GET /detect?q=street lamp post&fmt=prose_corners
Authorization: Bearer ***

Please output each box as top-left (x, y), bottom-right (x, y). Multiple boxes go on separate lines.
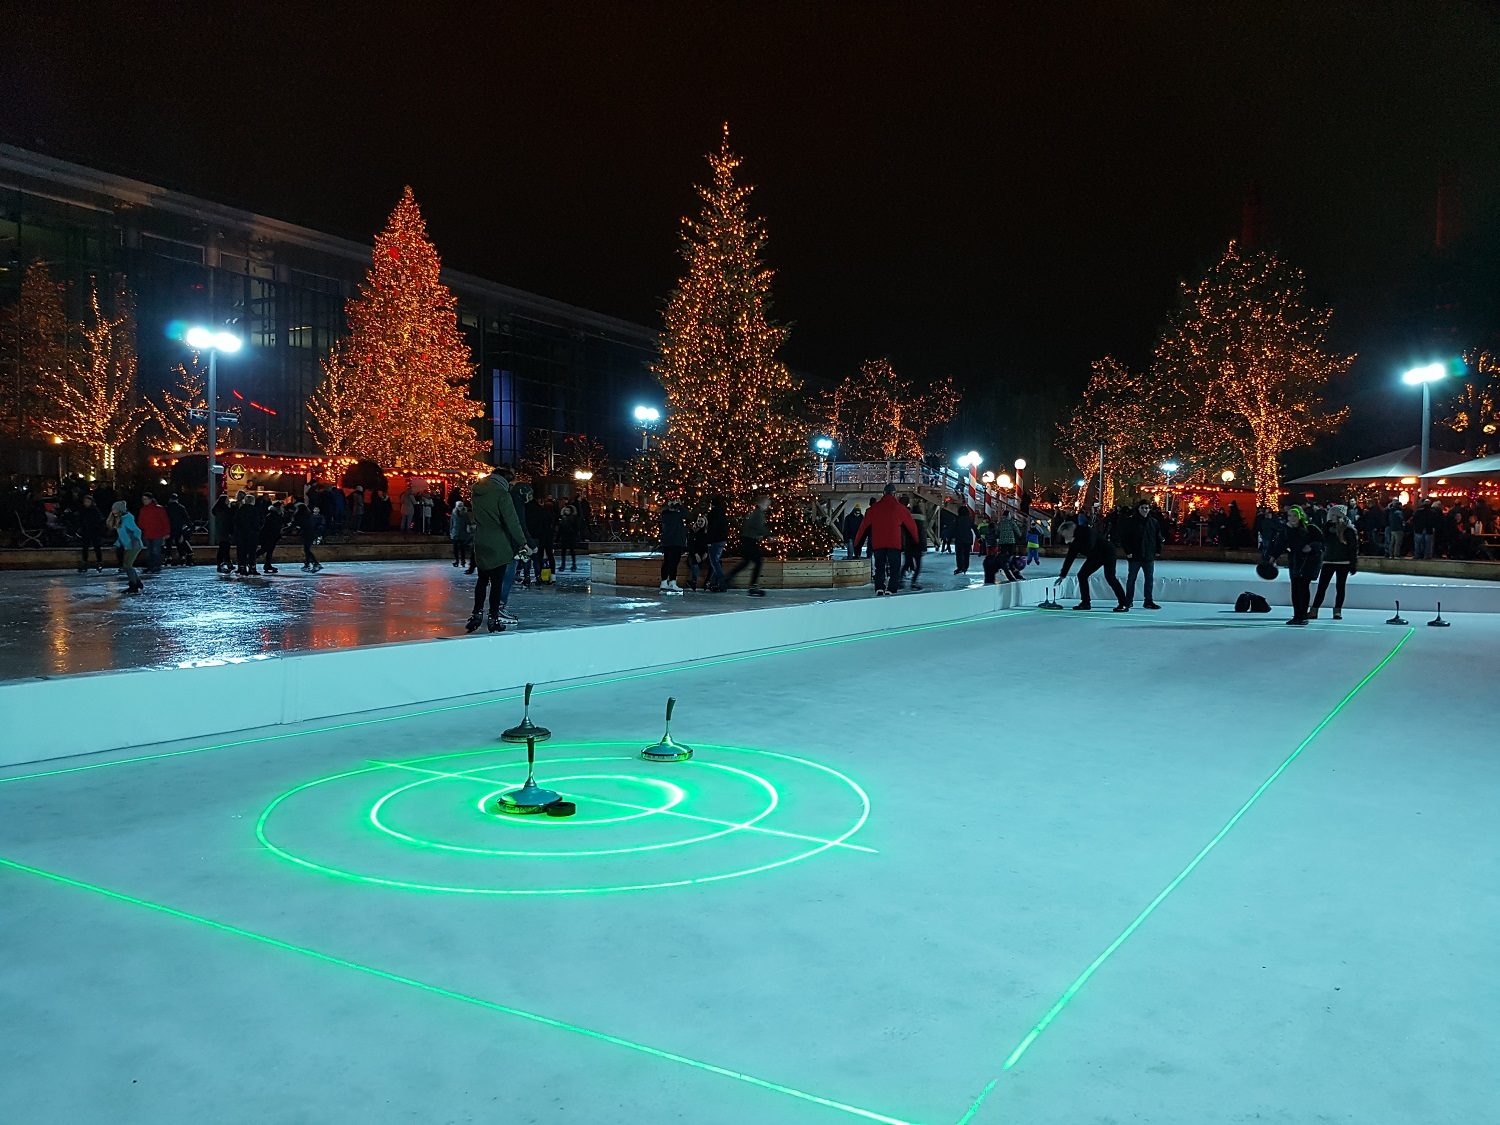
top-left (1013, 457), bottom-right (1026, 502)
top-left (1401, 362), bottom-right (1449, 499)
top-left (633, 405), bottom-right (661, 452)
top-left (185, 326), bottom-right (243, 544)
top-left (814, 436), bottom-right (835, 485)
top-left (1160, 460), bottom-right (1180, 516)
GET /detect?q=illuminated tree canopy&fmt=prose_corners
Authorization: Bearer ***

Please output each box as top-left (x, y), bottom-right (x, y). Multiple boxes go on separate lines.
top-left (818, 358), bottom-right (958, 460)
top-left (1443, 348), bottom-right (1498, 458)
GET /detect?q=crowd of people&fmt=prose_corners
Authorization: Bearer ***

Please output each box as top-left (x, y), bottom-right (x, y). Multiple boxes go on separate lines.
top-left (1252, 496), bottom-right (1497, 563)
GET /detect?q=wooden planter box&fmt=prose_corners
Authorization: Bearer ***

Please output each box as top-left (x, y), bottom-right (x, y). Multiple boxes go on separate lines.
top-left (590, 552), bottom-right (869, 589)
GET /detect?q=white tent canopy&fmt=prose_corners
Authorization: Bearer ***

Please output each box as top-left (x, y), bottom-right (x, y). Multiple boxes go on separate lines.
top-left (1284, 445), bottom-right (1464, 485)
top-left (1420, 453), bottom-right (1500, 480)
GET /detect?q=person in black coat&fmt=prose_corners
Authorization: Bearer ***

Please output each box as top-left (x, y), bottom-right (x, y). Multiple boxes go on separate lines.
top-left (1059, 521), bottom-right (1128, 611)
top-left (1119, 499), bottom-right (1164, 609)
top-left (842, 506), bottom-right (864, 559)
top-left (76, 493), bottom-right (107, 572)
top-left (232, 491), bottom-right (262, 576)
top-left (1280, 505), bottom-right (1325, 625)
top-left (952, 505), bottom-right (975, 574)
top-left (705, 495), bottom-right (730, 592)
top-left (258, 498), bottom-right (284, 573)
top-left (165, 493), bottom-right (193, 564)
top-left (657, 498), bottom-right (688, 593)
top-left (211, 494), bottom-right (234, 572)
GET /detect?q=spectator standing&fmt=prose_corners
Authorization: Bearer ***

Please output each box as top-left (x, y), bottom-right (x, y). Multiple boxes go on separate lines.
top-left (1309, 504), bottom-right (1358, 619)
top-left (165, 493), bottom-right (192, 565)
top-left (687, 514), bottom-right (711, 591)
top-left (1120, 499), bottom-right (1164, 610)
top-left (1386, 500), bottom-right (1406, 558)
top-left (842, 505), bottom-right (864, 559)
top-left (450, 499), bottom-right (473, 568)
top-left (557, 501), bottom-right (581, 571)
top-left (258, 498), bottom-right (284, 573)
top-left (1281, 505), bottom-right (1325, 625)
top-left (952, 504), bottom-right (975, 574)
top-left (657, 497), bottom-right (688, 594)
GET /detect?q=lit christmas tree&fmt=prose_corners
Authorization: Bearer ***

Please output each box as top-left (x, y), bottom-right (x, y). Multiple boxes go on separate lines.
top-left (818, 358), bottom-right (958, 459)
top-left (1443, 348), bottom-right (1498, 458)
top-left (0, 261), bottom-right (71, 440)
top-left (1153, 242), bottom-right (1351, 508)
top-left (147, 353), bottom-right (209, 453)
top-left (39, 277), bottom-right (148, 475)
top-left (653, 125), bottom-right (831, 554)
top-left (309, 186), bottom-right (483, 471)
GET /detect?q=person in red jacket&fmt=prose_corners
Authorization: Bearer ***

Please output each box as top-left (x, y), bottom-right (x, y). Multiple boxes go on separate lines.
top-left (854, 484), bottom-right (920, 596)
top-left (136, 492), bottom-right (172, 574)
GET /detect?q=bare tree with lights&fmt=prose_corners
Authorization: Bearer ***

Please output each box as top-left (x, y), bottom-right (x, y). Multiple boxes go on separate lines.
top-left (1153, 242), bottom-right (1351, 508)
top-left (38, 277), bottom-right (148, 474)
top-left (0, 261), bottom-right (71, 441)
top-left (146, 354), bottom-right (209, 454)
top-left (818, 358), bottom-right (959, 460)
top-left (1442, 348), bottom-right (1498, 458)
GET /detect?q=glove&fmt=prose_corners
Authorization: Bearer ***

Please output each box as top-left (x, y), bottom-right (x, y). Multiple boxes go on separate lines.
top-left (516, 545), bottom-right (532, 561)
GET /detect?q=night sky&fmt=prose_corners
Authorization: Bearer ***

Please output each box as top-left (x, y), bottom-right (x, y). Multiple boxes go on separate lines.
top-left (6, 1), bottom-right (1499, 469)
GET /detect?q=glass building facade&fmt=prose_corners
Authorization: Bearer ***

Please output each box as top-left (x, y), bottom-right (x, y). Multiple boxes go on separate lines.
top-left (0, 144), bottom-right (659, 466)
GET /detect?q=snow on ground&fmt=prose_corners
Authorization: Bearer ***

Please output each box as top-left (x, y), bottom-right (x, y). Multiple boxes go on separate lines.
top-left (3, 600), bottom-right (1496, 1124)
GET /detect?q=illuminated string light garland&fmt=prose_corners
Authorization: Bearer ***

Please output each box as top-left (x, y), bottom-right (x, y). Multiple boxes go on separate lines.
top-left (0, 261), bottom-right (70, 441)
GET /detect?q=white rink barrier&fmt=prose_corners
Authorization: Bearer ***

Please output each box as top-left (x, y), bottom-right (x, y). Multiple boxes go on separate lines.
top-left (1, 579), bottom-right (1038, 768)
top-left (1052, 570), bottom-right (1500, 615)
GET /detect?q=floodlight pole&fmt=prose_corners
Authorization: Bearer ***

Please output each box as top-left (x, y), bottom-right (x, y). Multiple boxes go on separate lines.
top-left (207, 347), bottom-right (219, 544)
top-left (1419, 380), bottom-right (1432, 500)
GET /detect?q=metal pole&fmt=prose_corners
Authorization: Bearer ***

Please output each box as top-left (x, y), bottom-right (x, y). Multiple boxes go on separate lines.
top-left (207, 348), bottom-right (218, 545)
top-left (1097, 442), bottom-right (1105, 517)
top-left (1419, 381), bottom-right (1431, 500)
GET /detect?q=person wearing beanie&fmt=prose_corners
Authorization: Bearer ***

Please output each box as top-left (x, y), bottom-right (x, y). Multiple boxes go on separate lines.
top-left (1280, 504), bottom-right (1325, 625)
top-left (111, 500), bottom-right (145, 594)
top-left (1310, 503), bottom-right (1358, 620)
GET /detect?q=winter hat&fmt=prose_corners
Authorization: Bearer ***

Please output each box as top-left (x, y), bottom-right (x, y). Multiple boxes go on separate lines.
top-left (883, 483), bottom-right (896, 494)
top-left (1327, 504), bottom-right (1347, 520)
top-left (110, 500), bottom-right (128, 515)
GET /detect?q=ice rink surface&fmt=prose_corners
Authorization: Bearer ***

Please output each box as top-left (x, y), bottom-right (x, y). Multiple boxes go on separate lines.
top-left (3, 601), bottom-right (1497, 1124)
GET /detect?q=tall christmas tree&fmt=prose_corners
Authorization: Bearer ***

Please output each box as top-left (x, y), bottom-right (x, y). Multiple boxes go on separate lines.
top-left (0, 261), bottom-right (71, 440)
top-left (39, 277), bottom-right (147, 474)
top-left (309, 187), bottom-right (483, 470)
top-left (1153, 242), bottom-right (1351, 508)
top-left (654, 125), bottom-right (827, 553)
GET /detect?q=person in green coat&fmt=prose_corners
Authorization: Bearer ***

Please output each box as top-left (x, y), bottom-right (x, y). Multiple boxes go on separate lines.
top-left (467, 465), bottom-right (529, 634)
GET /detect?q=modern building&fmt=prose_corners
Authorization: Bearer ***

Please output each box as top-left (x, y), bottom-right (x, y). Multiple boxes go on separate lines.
top-left (0, 144), bottom-right (659, 469)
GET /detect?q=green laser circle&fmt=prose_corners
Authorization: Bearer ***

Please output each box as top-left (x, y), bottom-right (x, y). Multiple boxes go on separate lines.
top-left (256, 742), bottom-right (871, 896)
top-left (472, 773), bottom-right (686, 827)
top-left (367, 757), bottom-right (776, 857)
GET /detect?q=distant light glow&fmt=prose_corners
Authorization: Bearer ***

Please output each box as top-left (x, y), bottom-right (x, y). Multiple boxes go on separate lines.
top-left (1013, 458), bottom-right (1026, 470)
top-left (1220, 470), bottom-right (1235, 483)
top-left (1160, 460), bottom-right (1180, 474)
top-left (633, 405), bottom-right (661, 423)
top-left (957, 450), bottom-right (982, 469)
top-left (814, 436), bottom-right (834, 454)
top-left (185, 326), bottom-right (242, 352)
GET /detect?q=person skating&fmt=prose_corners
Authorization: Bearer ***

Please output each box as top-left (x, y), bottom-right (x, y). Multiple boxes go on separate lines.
top-left (558, 501), bottom-right (581, 571)
top-left (705, 495), bottom-right (730, 592)
top-left (77, 494), bottom-right (107, 573)
top-left (686, 513), bottom-right (711, 591)
top-left (1309, 504), bottom-right (1358, 619)
top-left (952, 504), bottom-right (975, 574)
top-left (657, 497), bottom-right (688, 594)
top-left (1120, 499), bottom-right (1164, 609)
top-left (902, 495), bottom-right (927, 590)
top-left (258, 498), bottom-right (284, 573)
top-left (982, 509), bottom-right (1023, 583)
top-left (853, 484), bottom-right (920, 596)
top-left (467, 464), bottom-right (529, 632)
top-left (450, 499), bottom-right (473, 569)
top-left (165, 493), bottom-right (193, 565)
top-left (232, 490), bottom-right (261, 576)
top-left (842, 505), bottom-right (864, 560)
top-left (210, 494), bottom-right (233, 572)
top-left (292, 501), bottom-right (322, 572)
top-left (111, 500), bottom-right (145, 594)
top-left (1280, 505), bottom-right (1324, 625)
top-left (724, 492), bottom-right (773, 596)
top-left (137, 492), bottom-right (171, 574)
top-left (1058, 520), bottom-right (1127, 611)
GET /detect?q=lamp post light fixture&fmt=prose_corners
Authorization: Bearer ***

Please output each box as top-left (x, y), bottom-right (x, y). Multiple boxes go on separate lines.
top-left (996, 472), bottom-right (1013, 491)
top-left (633, 405), bottom-right (661, 452)
top-left (184, 326), bottom-right (244, 544)
top-left (1160, 460), bottom-right (1180, 516)
top-left (957, 450), bottom-right (983, 471)
top-left (813, 436), bottom-right (835, 485)
top-left (1012, 457), bottom-right (1026, 499)
top-left (981, 470), bottom-right (996, 484)
top-left (1401, 361), bottom-right (1452, 498)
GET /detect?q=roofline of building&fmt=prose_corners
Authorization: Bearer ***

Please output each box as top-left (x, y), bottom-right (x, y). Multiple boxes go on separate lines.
top-left (0, 143), bottom-right (658, 346)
